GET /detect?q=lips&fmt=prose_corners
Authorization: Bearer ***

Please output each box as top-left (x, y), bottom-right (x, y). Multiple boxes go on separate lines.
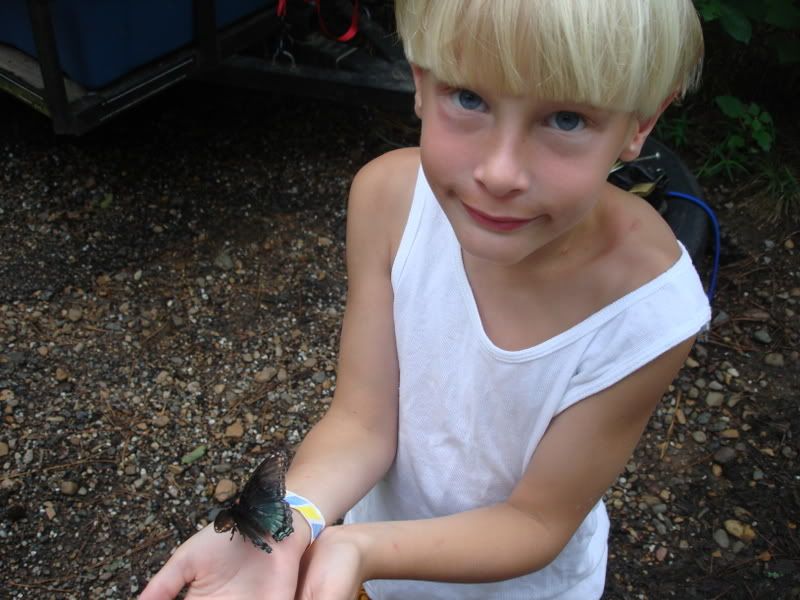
top-left (462, 203), bottom-right (535, 232)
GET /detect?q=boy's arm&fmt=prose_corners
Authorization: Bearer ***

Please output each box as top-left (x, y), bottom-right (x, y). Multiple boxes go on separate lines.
top-left (284, 149), bottom-right (418, 542)
top-left (325, 336), bottom-right (695, 583)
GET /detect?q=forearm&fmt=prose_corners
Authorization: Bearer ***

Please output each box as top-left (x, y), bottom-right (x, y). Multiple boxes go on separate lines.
top-left (344, 503), bottom-right (568, 584)
top-left (285, 405), bottom-right (397, 530)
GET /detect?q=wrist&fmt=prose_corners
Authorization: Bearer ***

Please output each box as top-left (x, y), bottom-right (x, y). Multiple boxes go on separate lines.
top-left (325, 523), bottom-right (377, 581)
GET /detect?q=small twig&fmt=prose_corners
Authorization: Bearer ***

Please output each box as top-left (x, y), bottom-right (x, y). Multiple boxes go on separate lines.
top-left (660, 391), bottom-right (682, 460)
top-left (8, 581), bottom-right (74, 594)
top-left (5, 458), bottom-right (117, 479)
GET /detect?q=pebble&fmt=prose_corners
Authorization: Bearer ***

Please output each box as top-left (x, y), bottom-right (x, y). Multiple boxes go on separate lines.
top-left (224, 420), bottom-right (244, 438)
top-left (0, 441), bottom-right (8, 457)
top-left (214, 251), bottom-right (234, 271)
top-left (255, 367), bottom-right (277, 383)
top-left (214, 479), bottom-right (237, 502)
top-left (214, 383), bottom-right (226, 394)
top-left (705, 392), bottom-right (725, 407)
top-left (724, 519), bottom-right (756, 541)
top-left (713, 528), bottom-right (730, 549)
top-left (153, 414), bottom-right (170, 428)
top-left (714, 447), bottom-right (737, 464)
top-left (23, 449), bottom-right (34, 464)
top-left (67, 307), bottom-right (83, 322)
top-left (753, 329), bottom-right (772, 344)
top-left (55, 367), bottom-right (69, 381)
top-left (764, 353), bottom-right (785, 367)
top-left (720, 429), bottom-right (740, 439)
top-left (277, 368), bottom-right (288, 382)
top-left (692, 431), bottom-right (707, 443)
top-left (60, 480), bottom-right (79, 496)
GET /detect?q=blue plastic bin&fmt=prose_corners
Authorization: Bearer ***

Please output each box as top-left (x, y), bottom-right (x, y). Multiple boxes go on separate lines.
top-left (0, 0), bottom-right (272, 89)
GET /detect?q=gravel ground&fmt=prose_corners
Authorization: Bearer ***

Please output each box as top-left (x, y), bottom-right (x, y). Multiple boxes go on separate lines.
top-left (0, 83), bottom-right (798, 599)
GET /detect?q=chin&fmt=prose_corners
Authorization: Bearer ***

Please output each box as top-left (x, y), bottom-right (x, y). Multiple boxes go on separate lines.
top-left (455, 228), bottom-right (542, 267)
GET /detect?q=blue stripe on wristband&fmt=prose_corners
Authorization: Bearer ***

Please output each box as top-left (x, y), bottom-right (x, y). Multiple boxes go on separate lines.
top-left (285, 490), bottom-right (326, 543)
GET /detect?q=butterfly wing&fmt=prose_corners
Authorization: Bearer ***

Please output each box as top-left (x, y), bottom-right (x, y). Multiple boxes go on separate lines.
top-left (224, 504), bottom-right (275, 553)
top-left (239, 451), bottom-right (294, 542)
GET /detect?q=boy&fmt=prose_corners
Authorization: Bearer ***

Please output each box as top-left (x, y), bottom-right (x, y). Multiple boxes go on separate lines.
top-left (141, 1), bottom-right (709, 598)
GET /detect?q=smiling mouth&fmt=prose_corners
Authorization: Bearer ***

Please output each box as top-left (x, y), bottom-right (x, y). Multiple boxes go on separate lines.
top-left (462, 203), bottom-right (536, 232)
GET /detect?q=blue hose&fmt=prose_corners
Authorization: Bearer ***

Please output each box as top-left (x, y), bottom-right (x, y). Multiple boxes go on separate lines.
top-left (665, 190), bottom-right (720, 305)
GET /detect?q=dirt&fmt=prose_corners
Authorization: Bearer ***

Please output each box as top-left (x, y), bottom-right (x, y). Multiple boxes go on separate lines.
top-left (0, 83), bottom-right (798, 599)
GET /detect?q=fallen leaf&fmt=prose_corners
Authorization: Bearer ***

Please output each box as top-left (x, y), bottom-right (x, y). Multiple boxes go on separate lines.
top-left (181, 445), bottom-right (207, 464)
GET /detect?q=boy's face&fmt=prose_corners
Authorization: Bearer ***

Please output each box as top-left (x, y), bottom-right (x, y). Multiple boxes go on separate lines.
top-left (411, 66), bottom-right (665, 270)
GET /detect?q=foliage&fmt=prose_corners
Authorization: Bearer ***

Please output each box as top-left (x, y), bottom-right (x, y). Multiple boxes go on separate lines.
top-left (690, 96), bottom-right (776, 180)
top-left (694, 0), bottom-right (800, 63)
top-left (757, 163), bottom-right (800, 223)
top-left (654, 1), bottom-right (800, 223)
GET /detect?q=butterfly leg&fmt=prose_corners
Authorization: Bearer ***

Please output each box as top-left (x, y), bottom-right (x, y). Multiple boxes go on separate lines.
top-left (251, 536), bottom-right (274, 553)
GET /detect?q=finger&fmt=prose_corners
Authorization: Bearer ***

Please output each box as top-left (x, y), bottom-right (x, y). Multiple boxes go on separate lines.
top-left (139, 550), bottom-right (195, 600)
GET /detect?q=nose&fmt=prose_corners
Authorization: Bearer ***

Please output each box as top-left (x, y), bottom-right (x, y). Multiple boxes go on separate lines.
top-left (473, 131), bottom-right (530, 199)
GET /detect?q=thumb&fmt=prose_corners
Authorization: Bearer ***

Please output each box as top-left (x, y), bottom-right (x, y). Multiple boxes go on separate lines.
top-left (139, 549), bottom-right (195, 600)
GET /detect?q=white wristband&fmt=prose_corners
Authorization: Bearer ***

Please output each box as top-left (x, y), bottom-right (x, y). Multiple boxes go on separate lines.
top-left (284, 490), bottom-right (326, 544)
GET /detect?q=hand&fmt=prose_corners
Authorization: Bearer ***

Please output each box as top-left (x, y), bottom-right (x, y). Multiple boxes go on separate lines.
top-left (295, 526), bottom-right (367, 600)
top-left (140, 522), bottom-right (308, 600)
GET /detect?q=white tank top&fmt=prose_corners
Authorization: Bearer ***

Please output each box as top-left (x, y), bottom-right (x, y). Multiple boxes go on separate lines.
top-left (346, 166), bottom-right (711, 599)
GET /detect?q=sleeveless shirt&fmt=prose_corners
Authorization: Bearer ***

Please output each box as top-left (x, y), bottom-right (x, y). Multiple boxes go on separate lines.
top-left (346, 166), bottom-right (712, 599)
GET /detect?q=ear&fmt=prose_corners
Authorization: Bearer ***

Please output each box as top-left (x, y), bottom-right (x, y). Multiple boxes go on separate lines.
top-left (619, 92), bottom-right (678, 161)
top-left (410, 64), bottom-right (425, 119)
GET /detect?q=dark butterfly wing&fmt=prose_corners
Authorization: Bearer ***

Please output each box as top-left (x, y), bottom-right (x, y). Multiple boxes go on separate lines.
top-left (214, 449), bottom-right (294, 552)
top-left (225, 504), bottom-right (275, 553)
top-left (237, 450), bottom-right (294, 541)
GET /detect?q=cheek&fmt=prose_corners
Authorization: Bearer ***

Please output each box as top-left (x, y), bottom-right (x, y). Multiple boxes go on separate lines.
top-left (420, 127), bottom-right (471, 188)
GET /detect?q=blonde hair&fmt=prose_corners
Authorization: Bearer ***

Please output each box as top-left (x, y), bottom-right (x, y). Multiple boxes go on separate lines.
top-left (395, 0), bottom-right (704, 117)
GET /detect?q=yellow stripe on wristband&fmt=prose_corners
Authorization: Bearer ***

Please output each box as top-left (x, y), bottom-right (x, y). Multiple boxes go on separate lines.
top-left (285, 490), bottom-right (326, 543)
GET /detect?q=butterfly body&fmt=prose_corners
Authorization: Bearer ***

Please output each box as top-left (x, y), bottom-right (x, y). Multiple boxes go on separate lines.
top-left (213, 450), bottom-right (294, 553)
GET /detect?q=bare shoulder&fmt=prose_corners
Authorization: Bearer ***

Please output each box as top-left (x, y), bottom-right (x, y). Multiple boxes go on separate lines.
top-left (348, 147), bottom-right (420, 262)
top-left (603, 186), bottom-right (684, 289)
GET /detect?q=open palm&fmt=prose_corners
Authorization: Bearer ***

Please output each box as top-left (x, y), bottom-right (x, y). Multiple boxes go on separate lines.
top-left (139, 524), bottom-right (303, 600)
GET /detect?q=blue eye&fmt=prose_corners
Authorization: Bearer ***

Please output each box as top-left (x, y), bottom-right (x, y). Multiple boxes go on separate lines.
top-left (454, 89), bottom-right (486, 111)
top-left (549, 111), bottom-right (585, 131)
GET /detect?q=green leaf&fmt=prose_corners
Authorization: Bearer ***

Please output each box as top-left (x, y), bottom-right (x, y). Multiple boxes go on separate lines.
top-left (697, 0), bottom-right (723, 21)
top-left (753, 130), bottom-right (773, 152)
top-left (748, 102), bottom-right (761, 116)
top-left (727, 0), bottom-right (766, 20)
top-left (765, 0), bottom-right (800, 29)
top-left (728, 134), bottom-right (746, 150)
top-left (760, 111), bottom-right (774, 125)
top-left (99, 193), bottom-right (114, 209)
top-left (181, 444), bottom-right (207, 464)
top-left (716, 95), bottom-right (747, 118)
top-left (720, 5), bottom-right (753, 43)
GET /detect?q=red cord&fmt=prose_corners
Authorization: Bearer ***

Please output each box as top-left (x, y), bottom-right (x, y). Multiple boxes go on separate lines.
top-left (276, 0), bottom-right (360, 42)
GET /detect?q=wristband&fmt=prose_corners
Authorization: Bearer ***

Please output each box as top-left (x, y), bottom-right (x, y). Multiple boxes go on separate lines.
top-left (284, 490), bottom-right (326, 544)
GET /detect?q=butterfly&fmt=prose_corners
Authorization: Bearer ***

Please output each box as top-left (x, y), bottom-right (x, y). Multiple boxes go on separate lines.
top-left (213, 449), bottom-right (294, 553)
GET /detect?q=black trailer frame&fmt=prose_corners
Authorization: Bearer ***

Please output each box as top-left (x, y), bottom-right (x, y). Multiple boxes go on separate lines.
top-left (0, 0), bottom-right (413, 135)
